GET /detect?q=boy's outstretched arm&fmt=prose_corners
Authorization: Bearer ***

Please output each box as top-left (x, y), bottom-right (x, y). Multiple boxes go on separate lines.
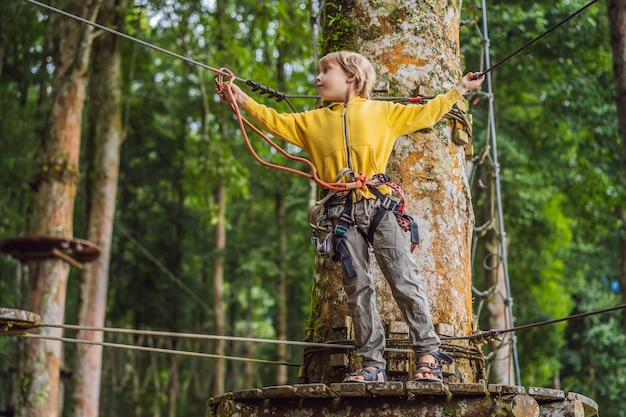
top-left (455, 72), bottom-right (484, 96)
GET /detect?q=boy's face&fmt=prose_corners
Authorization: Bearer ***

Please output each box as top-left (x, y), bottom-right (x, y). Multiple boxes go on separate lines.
top-left (316, 61), bottom-right (356, 102)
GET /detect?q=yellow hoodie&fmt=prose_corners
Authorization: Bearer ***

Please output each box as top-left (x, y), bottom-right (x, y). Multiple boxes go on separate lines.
top-left (242, 88), bottom-right (462, 199)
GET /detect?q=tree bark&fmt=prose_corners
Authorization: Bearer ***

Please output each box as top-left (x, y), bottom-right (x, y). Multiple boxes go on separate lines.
top-left (18, 1), bottom-right (101, 417)
top-left (606, 0), bottom-right (626, 334)
top-left (305, 0), bottom-right (480, 383)
top-left (71, 1), bottom-right (126, 417)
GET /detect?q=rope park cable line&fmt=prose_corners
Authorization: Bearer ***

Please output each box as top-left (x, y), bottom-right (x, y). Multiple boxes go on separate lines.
top-left (16, 0), bottom-right (607, 370)
top-left (4, 303), bottom-right (624, 367)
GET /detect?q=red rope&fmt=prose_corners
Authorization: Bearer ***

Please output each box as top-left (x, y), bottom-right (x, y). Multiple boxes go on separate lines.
top-left (216, 69), bottom-right (367, 192)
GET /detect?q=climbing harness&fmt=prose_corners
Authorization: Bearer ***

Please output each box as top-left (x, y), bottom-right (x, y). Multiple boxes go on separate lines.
top-left (366, 173), bottom-right (419, 245)
top-left (307, 169), bottom-right (420, 277)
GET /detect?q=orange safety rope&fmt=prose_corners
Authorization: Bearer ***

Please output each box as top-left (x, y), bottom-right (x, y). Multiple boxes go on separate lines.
top-left (215, 69), bottom-right (367, 192)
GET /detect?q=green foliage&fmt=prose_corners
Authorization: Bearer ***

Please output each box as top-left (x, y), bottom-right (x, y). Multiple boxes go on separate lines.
top-left (463, 0), bottom-right (624, 410)
top-left (320, 1), bottom-right (357, 53)
top-left (1, 0), bottom-right (625, 415)
top-left (561, 281), bottom-right (626, 416)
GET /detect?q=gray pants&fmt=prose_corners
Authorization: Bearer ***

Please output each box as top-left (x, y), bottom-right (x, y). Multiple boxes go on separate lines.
top-left (327, 198), bottom-right (440, 370)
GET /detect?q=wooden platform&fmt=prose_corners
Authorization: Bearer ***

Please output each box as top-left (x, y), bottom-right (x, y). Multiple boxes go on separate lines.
top-left (206, 382), bottom-right (598, 417)
top-left (0, 236), bottom-right (101, 268)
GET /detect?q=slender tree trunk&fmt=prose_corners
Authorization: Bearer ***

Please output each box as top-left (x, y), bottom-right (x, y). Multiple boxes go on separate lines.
top-left (131, 348), bottom-right (142, 417)
top-left (274, 193), bottom-right (289, 385)
top-left (244, 201), bottom-right (255, 388)
top-left (606, 0), bottom-right (626, 333)
top-left (18, 2), bottom-right (101, 417)
top-left (167, 352), bottom-right (180, 417)
top-left (485, 238), bottom-right (513, 384)
top-left (305, 0), bottom-right (480, 382)
top-left (473, 160), bottom-right (512, 383)
top-left (71, 2), bottom-right (126, 417)
top-left (211, 176), bottom-right (227, 395)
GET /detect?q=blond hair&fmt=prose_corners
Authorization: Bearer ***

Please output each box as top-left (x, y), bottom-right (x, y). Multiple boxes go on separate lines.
top-left (319, 51), bottom-right (377, 98)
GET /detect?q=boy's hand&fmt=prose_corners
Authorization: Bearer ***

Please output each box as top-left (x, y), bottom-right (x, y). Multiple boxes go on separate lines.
top-left (456, 72), bottom-right (484, 95)
top-left (217, 82), bottom-right (249, 105)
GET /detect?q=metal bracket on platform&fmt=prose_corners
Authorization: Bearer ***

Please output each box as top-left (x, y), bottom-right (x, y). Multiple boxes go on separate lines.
top-left (0, 308), bottom-right (41, 336)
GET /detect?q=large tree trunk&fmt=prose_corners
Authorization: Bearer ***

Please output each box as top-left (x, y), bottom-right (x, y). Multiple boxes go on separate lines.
top-left (71, 1), bottom-right (126, 416)
top-left (304, 0), bottom-right (480, 383)
top-left (606, 0), bottom-right (626, 333)
top-left (18, 2), bottom-right (101, 417)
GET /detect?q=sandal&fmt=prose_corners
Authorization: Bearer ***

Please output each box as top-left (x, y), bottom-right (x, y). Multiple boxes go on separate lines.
top-left (343, 366), bottom-right (387, 383)
top-left (414, 351), bottom-right (453, 383)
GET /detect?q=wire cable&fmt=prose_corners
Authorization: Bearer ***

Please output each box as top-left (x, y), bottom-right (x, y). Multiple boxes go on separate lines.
top-left (34, 322), bottom-right (412, 353)
top-left (27, 303), bottom-right (626, 346)
top-left (6, 302), bottom-right (623, 369)
top-left (24, 334), bottom-right (302, 367)
top-left (474, 0), bottom-right (599, 78)
top-left (455, 303), bottom-right (626, 343)
top-left (24, 0), bottom-right (242, 82)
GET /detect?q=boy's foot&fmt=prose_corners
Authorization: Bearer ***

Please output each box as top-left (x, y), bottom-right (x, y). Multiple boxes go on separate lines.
top-left (343, 366), bottom-right (387, 383)
top-left (414, 352), bottom-right (453, 383)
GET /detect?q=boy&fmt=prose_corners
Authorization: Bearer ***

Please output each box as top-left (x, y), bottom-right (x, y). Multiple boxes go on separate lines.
top-left (218, 51), bottom-right (484, 382)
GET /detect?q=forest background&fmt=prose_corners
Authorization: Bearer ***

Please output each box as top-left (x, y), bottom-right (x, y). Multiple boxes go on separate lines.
top-left (1, 0), bottom-right (625, 416)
